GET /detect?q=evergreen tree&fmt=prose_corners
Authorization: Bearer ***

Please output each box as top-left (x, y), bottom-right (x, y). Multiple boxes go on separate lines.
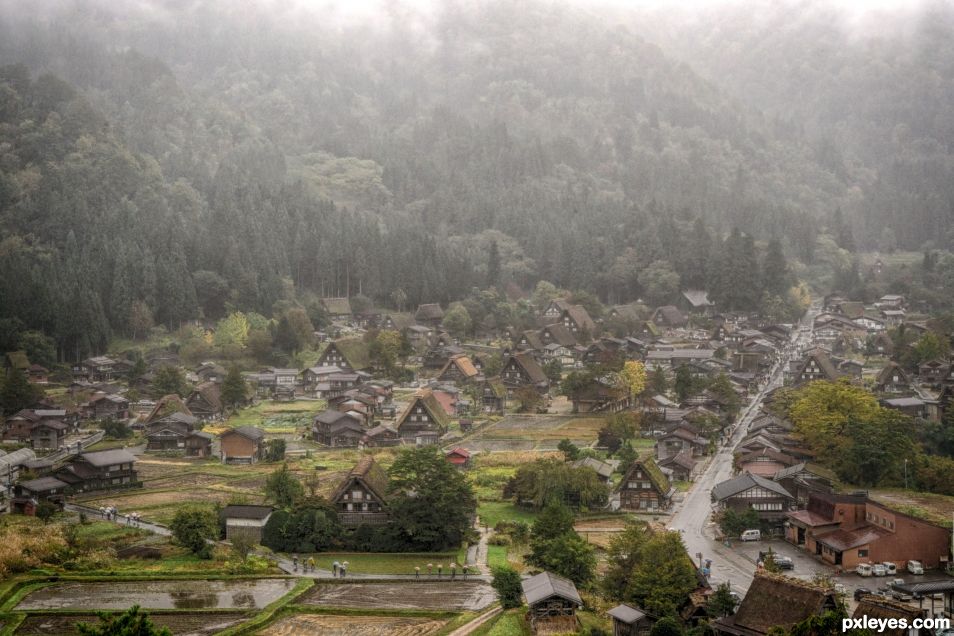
top-left (1, 367), bottom-right (42, 415)
top-left (220, 366), bottom-right (247, 410)
top-left (487, 239), bottom-right (501, 287)
top-left (76, 605), bottom-right (171, 636)
top-left (761, 238), bottom-right (789, 297)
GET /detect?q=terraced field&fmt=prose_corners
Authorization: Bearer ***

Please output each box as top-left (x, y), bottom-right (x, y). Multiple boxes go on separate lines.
top-left (301, 582), bottom-right (496, 611)
top-left (260, 614), bottom-right (447, 635)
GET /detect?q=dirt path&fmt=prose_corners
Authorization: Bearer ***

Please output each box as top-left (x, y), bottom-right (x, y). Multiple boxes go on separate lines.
top-left (466, 520), bottom-right (492, 576)
top-left (446, 607), bottom-right (503, 636)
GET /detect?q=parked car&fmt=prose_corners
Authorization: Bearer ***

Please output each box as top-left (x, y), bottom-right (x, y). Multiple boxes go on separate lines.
top-left (890, 589), bottom-right (913, 602)
top-left (872, 563), bottom-right (887, 576)
top-left (891, 578), bottom-right (905, 587)
top-left (854, 587), bottom-right (873, 600)
top-left (740, 529), bottom-right (761, 542)
top-left (773, 556), bottom-right (795, 570)
top-left (856, 563), bottom-right (873, 577)
top-left (907, 560), bottom-right (924, 575)
top-left (882, 562), bottom-right (897, 575)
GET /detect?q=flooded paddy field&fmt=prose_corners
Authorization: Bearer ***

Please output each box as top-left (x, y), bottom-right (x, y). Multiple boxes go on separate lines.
top-left (15, 612), bottom-right (248, 635)
top-left (16, 578), bottom-right (296, 611)
top-left (300, 581), bottom-right (496, 611)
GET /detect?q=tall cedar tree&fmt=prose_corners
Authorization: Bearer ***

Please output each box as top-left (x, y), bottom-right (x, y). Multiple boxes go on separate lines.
top-left (387, 447), bottom-right (477, 551)
top-left (220, 366), bottom-right (247, 409)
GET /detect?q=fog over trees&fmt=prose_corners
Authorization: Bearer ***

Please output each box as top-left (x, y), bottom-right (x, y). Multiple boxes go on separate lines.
top-left (1, 0), bottom-right (952, 360)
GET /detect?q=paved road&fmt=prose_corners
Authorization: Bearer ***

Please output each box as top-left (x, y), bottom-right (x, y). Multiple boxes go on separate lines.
top-left (669, 306), bottom-right (820, 595)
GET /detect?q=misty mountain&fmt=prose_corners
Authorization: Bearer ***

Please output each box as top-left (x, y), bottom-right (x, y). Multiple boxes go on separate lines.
top-left (0, 0), bottom-right (949, 358)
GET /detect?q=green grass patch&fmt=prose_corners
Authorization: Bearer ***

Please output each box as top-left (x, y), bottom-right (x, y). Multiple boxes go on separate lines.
top-left (477, 502), bottom-right (538, 528)
top-left (471, 609), bottom-right (531, 636)
top-left (486, 545), bottom-right (509, 570)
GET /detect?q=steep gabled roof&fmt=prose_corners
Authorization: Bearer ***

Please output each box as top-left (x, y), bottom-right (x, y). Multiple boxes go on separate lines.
top-left (145, 394), bottom-right (193, 424)
top-left (415, 303), bottom-right (444, 321)
top-left (331, 456), bottom-right (390, 504)
top-left (507, 351), bottom-right (549, 386)
top-left (187, 382), bottom-right (222, 412)
top-left (720, 572), bottom-right (837, 635)
top-left (797, 349), bottom-right (840, 381)
top-left (619, 456), bottom-right (671, 495)
top-left (874, 362), bottom-right (911, 388)
top-left (541, 323), bottom-right (578, 347)
top-left (652, 305), bottom-right (688, 327)
top-left (438, 354), bottom-right (479, 380)
top-left (518, 330), bottom-right (545, 351)
top-left (395, 388), bottom-right (451, 432)
top-left (682, 289), bottom-right (713, 308)
top-left (5, 351), bottom-right (30, 370)
top-left (328, 337), bottom-right (372, 370)
top-left (562, 304), bottom-right (596, 333)
top-left (321, 297), bottom-right (352, 316)
top-left (572, 456), bottom-right (614, 479)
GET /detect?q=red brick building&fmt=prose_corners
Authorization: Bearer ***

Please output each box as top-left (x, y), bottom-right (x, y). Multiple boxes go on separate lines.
top-left (786, 493), bottom-right (951, 570)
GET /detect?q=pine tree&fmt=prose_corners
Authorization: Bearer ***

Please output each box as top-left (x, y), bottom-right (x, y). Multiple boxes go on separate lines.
top-left (486, 239), bottom-right (501, 287)
top-left (1, 367), bottom-right (42, 415)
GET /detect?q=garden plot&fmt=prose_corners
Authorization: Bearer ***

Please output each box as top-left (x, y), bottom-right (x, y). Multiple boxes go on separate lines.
top-left (261, 614), bottom-right (447, 636)
top-left (301, 582), bottom-right (496, 611)
top-left (464, 415), bottom-right (606, 451)
top-left (15, 612), bottom-right (248, 635)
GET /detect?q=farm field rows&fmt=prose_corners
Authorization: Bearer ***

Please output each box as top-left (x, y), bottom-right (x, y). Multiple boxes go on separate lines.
top-left (14, 612), bottom-right (249, 635)
top-left (259, 614), bottom-right (448, 635)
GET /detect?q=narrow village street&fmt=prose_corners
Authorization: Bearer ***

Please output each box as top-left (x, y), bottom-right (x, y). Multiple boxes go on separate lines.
top-left (669, 305), bottom-right (820, 595)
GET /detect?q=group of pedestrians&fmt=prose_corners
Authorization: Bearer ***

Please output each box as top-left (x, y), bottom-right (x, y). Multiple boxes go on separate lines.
top-left (97, 505), bottom-right (142, 527)
top-left (290, 555), bottom-right (327, 575)
top-left (414, 562), bottom-right (461, 579)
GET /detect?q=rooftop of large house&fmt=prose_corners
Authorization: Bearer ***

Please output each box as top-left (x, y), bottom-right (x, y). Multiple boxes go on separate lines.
top-left (79, 449), bottom-right (137, 467)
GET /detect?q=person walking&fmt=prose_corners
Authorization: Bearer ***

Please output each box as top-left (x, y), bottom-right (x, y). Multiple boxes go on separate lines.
top-left (414, 566), bottom-right (420, 579)
top-left (437, 563), bottom-right (442, 579)
top-left (427, 563), bottom-right (433, 576)
top-left (450, 562), bottom-right (456, 579)
top-left (307, 556), bottom-right (315, 573)
top-left (332, 560), bottom-right (340, 577)
top-left (340, 562), bottom-right (347, 578)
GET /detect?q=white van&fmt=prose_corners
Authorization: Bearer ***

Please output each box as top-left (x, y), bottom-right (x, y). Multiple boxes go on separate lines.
top-left (882, 562), bottom-right (897, 575)
top-left (856, 563), bottom-right (873, 577)
top-left (907, 560), bottom-right (924, 575)
top-left (740, 529), bottom-right (761, 542)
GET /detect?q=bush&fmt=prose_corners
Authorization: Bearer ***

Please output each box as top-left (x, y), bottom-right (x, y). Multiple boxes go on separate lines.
top-left (491, 565), bottom-right (524, 609)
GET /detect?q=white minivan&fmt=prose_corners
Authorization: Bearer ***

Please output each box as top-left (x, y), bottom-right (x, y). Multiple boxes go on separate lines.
top-left (740, 529), bottom-right (761, 542)
top-left (856, 563), bottom-right (873, 577)
top-left (907, 560), bottom-right (924, 575)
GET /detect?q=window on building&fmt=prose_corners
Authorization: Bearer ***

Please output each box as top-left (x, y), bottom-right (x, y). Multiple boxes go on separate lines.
top-left (858, 549), bottom-right (868, 558)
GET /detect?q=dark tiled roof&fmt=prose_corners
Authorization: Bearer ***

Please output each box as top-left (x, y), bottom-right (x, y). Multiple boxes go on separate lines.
top-left (608, 604), bottom-right (646, 624)
top-left (331, 456), bottom-right (390, 504)
top-left (711, 473), bottom-right (793, 501)
top-left (223, 426), bottom-right (265, 441)
top-left (79, 449), bottom-right (137, 467)
top-left (723, 573), bottom-right (836, 635)
top-left (223, 505), bottom-right (273, 520)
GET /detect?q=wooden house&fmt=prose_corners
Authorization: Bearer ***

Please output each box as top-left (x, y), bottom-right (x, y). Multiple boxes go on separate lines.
top-left (501, 352), bottom-right (549, 395)
top-left (516, 330), bottom-right (545, 352)
top-left (361, 424), bottom-right (401, 448)
top-left (186, 382), bottom-right (224, 421)
top-left (222, 504), bottom-right (273, 543)
top-left (380, 313), bottom-right (414, 332)
top-left (331, 456), bottom-right (390, 527)
top-left (873, 362), bottom-right (913, 395)
top-left (656, 427), bottom-right (709, 460)
top-left (76, 356), bottom-right (121, 382)
top-left (919, 359), bottom-right (950, 386)
top-left (321, 297), bottom-right (353, 320)
top-left (680, 290), bottom-right (714, 314)
top-left (608, 604), bottom-right (653, 636)
top-left (651, 305), bottom-right (688, 329)
top-left (521, 571), bottom-right (583, 634)
top-left (11, 476), bottom-right (69, 514)
top-left (415, 303), bottom-right (444, 327)
top-left (84, 392), bottom-right (130, 421)
top-left (313, 409), bottom-right (366, 447)
top-left (792, 349), bottom-right (841, 385)
top-left (713, 573), bottom-right (838, 636)
top-left (315, 337), bottom-right (373, 373)
top-left (27, 364), bottom-right (49, 384)
top-left (478, 377), bottom-right (506, 414)
top-left (56, 449), bottom-right (138, 492)
top-left (31, 420), bottom-right (66, 450)
top-left (395, 389), bottom-right (450, 445)
top-left (219, 426), bottom-right (265, 464)
top-left (658, 450), bottom-right (697, 482)
top-left (539, 324), bottom-right (578, 348)
top-left (184, 431), bottom-right (213, 457)
top-left (194, 362), bottom-right (226, 384)
top-left (437, 354), bottom-right (480, 384)
top-left (557, 304), bottom-right (597, 339)
top-left (618, 457), bottom-right (674, 512)
top-left (711, 473), bottom-right (795, 529)
top-left (572, 457), bottom-right (614, 483)
top-left (145, 412), bottom-right (200, 452)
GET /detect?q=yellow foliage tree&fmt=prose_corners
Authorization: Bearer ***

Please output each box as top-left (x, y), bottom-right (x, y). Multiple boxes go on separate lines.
top-left (788, 379), bottom-right (880, 463)
top-left (616, 360), bottom-right (647, 400)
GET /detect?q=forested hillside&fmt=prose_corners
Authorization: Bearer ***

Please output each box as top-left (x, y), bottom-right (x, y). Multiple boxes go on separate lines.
top-left (0, 0), bottom-right (949, 360)
top-left (631, 0), bottom-right (954, 250)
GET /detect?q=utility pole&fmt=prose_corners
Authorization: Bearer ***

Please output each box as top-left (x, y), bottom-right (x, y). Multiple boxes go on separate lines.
top-left (904, 459), bottom-right (908, 490)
